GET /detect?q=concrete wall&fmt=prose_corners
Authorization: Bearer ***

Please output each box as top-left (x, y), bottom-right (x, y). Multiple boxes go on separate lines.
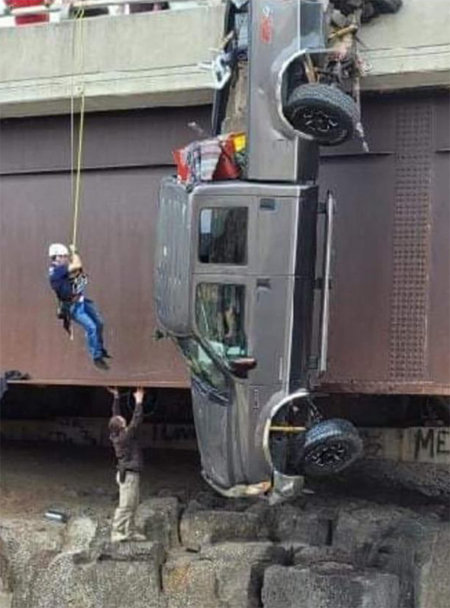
top-left (360, 0), bottom-right (450, 91)
top-left (2, 418), bottom-right (449, 466)
top-left (0, 0), bottom-right (449, 119)
top-left (0, 418), bottom-right (198, 450)
top-left (0, 6), bottom-right (225, 117)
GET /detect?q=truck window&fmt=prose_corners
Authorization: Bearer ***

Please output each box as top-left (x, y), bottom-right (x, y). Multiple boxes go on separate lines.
top-left (195, 283), bottom-right (247, 364)
top-left (199, 207), bottom-right (248, 265)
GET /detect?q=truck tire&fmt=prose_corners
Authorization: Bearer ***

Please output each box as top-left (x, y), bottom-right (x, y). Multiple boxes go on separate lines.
top-left (284, 83), bottom-right (360, 146)
top-left (302, 418), bottom-right (363, 476)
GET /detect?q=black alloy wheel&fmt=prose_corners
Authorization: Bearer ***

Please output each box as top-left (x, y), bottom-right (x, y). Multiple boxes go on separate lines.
top-left (284, 83), bottom-right (360, 146)
top-left (302, 418), bottom-right (364, 476)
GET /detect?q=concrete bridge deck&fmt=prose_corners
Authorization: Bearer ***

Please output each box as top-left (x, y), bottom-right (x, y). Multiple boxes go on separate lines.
top-left (0, 0), bottom-right (448, 118)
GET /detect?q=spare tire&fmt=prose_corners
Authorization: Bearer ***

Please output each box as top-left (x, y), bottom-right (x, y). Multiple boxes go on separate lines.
top-left (302, 419), bottom-right (363, 476)
top-left (284, 83), bottom-right (360, 146)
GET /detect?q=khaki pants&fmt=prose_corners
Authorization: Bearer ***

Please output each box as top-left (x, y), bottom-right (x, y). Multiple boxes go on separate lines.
top-left (111, 470), bottom-right (140, 540)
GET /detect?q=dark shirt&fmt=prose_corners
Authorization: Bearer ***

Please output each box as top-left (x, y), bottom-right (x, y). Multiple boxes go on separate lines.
top-left (110, 397), bottom-right (144, 473)
top-left (48, 263), bottom-right (88, 302)
top-left (48, 264), bottom-right (72, 301)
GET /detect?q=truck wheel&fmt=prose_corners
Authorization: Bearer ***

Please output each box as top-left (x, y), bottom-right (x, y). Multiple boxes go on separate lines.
top-left (302, 418), bottom-right (363, 476)
top-left (284, 83), bottom-right (360, 146)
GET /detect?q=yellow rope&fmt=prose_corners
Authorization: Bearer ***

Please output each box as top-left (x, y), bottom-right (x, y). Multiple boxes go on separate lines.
top-left (72, 89), bottom-right (86, 248)
top-left (70, 8), bottom-right (86, 249)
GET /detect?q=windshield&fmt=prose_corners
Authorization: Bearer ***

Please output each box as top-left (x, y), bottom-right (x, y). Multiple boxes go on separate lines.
top-left (177, 337), bottom-right (227, 394)
top-left (195, 283), bottom-right (247, 365)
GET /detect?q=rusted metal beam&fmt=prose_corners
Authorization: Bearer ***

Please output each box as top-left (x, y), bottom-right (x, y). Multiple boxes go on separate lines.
top-left (319, 382), bottom-right (450, 397)
top-left (7, 378), bottom-right (189, 388)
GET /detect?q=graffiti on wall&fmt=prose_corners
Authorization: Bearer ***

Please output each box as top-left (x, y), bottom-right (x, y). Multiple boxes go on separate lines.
top-left (361, 426), bottom-right (450, 465)
top-left (414, 428), bottom-right (450, 460)
top-left (1, 418), bottom-right (197, 450)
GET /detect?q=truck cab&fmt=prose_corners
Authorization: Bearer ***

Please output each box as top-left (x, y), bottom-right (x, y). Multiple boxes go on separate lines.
top-left (155, 178), bottom-right (332, 496)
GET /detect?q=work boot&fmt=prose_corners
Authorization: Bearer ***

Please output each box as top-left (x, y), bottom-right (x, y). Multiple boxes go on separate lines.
top-left (102, 349), bottom-right (113, 359)
top-left (94, 357), bottom-right (109, 371)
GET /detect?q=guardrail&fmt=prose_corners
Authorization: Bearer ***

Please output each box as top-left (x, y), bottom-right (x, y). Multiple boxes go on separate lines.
top-left (0, 0), bottom-right (222, 25)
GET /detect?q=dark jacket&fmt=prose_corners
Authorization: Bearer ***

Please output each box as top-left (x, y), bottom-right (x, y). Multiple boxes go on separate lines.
top-left (110, 397), bottom-right (143, 474)
top-left (48, 264), bottom-right (73, 301)
top-left (48, 263), bottom-right (88, 302)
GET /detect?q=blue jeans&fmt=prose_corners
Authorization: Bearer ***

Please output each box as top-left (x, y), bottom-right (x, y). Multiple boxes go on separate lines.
top-left (70, 298), bottom-right (105, 360)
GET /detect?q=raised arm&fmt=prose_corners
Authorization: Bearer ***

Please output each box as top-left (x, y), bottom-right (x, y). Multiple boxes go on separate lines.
top-left (127, 388), bottom-right (144, 437)
top-left (107, 387), bottom-right (121, 416)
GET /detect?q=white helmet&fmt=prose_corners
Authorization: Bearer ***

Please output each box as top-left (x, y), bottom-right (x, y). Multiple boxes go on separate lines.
top-left (48, 243), bottom-right (69, 257)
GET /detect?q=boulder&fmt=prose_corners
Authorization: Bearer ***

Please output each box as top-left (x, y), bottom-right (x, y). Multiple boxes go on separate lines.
top-left (333, 505), bottom-right (450, 608)
top-left (98, 539), bottom-right (165, 564)
top-left (136, 497), bottom-right (180, 549)
top-left (262, 562), bottom-right (400, 608)
top-left (19, 545), bottom-right (166, 608)
top-left (63, 516), bottom-right (98, 553)
top-left (292, 544), bottom-right (353, 567)
top-left (0, 518), bottom-right (63, 608)
top-left (180, 498), bottom-right (335, 551)
top-left (202, 542), bottom-right (289, 608)
top-left (163, 542), bottom-right (288, 608)
top-left (180, 509), bottom-right (268, 551)
top-left (163, 552), bottom-right (217, 608)
top-left (333, 505), bottom-right (409, 560)
top-left (269, 504), bottom-right (333, 546)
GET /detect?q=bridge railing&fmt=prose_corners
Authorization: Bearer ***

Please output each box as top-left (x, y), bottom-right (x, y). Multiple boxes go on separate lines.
top-left (0, 0), bottom-right (223, 26)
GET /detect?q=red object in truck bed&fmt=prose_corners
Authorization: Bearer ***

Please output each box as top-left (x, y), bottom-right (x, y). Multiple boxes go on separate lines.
top-left (6, 0), bottom-right (49, 26)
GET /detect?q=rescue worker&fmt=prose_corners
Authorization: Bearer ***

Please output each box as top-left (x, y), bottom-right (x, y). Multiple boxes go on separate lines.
top-left (48, 243), bottom-right (110, 370)
top-left (108, 387), bottom-right (147, 543)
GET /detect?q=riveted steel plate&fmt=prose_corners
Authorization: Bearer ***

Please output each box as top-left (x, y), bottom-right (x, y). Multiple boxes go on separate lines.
top-left (319, 92), bottom-right (450, 395)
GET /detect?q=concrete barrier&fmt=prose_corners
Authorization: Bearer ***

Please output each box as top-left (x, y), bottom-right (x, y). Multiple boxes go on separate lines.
top-left (0, 1), bottom-right (449, 118)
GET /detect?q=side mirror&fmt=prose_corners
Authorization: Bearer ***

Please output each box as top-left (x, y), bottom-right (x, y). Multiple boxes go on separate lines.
top-left (229, 357), bottom-right (257, 378)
